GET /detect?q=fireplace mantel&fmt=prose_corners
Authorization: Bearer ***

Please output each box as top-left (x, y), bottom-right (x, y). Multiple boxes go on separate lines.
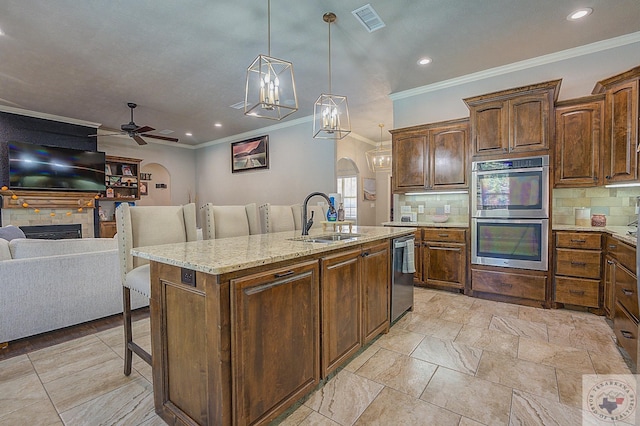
top-left (1, 190), bottom-right (99, 210)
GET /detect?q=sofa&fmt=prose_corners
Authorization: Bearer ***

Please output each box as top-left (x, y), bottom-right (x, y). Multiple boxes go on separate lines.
top-left (0, 236), bottom-right (148, 343)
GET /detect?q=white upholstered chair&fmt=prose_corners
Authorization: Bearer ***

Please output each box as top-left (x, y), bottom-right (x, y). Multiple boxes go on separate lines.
top-left (258, 203), bottom-right (298, 233)
top-left (200, 203), bottom-right (260, 239)
top-left (291, 204), bottom-right (328, 231)
top-left (115, 203), bottom-right (198, 375)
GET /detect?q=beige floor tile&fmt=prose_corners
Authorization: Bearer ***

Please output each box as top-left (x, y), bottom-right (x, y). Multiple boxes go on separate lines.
top-left (476, 351), bottom-right (559, 401)
top-left (458, 417), bottom-right (485, 426)
top-left (589, 349), bottom-right (632, 375)
top-left (0, 372), bottom-right (52, 418)
top-left (556, 368), bottom-right (586, 410)
top-left (438, 305), bottom-right (494, 329)
top-left (390, 311), bottom-right (413, 329)
top-left (0, 354), bottom-right (34, 383)
top-left (304, 369), bottom-right (384, 426)
top-left (510, 389), bottom-right (603, 426)
top-left (0, 400), bottom-right (61, 426)
top-left (373, 326), bottom-right (425, 355)
top-left (343, 344), bottom-right (381, 373)
top-left (405, 315), bottom-right (463, 341)
top-left (571, 311), bottom-right (615, 335)
top-left (279, 405), bottom-right (315, 425)
top-left (518, 305), bottom-right (577, 326)
top-left (548, 322), bottom-right (618, 354)
top-left (411, 336), bottom-right (482, 375)
top-left (412, 300), bottom-right (449, 318)
top-left (413, 288), bottom-right (439, 302)
top-left (59, 376), bottom-right (157, 425)
top-left (421, 367), bottom-right (512, 425)
top-left (355, 348), bottom-right (437, 397)
top-left (428, 292), bottom-right (475, 310)
top-left (43, 357), bottom-right (142, 413)
top-left (297, 411), bottom-right (342, 425)
top-left (454, 324), bottom-right (519, 358)
top-left (518, 337), bottom-right (595, 374)
top-left (354, 387), bottom-right (460, 426)
top-left (489, 316), bottom-right (548, 341)
top-left (470, 298), bottom-right (520, 318)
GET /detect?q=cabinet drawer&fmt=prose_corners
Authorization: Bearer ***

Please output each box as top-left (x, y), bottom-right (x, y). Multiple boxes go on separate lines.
top-left (615, 264), bottom-right (639, 321)
top-left (422, 228), bottom-right (466, 243)
top-left (607, 236), bottom-right (636, 274)
top-left (555, 232), bottom-right (601, 249)
top-left (614, 302), bottom-right (638, 364)
top-left (471, 269), bottom-right (546, 301)
top-left (554, 276), bottom-right (599, 308)
top-left (555, 249), bottom-right (601, 279)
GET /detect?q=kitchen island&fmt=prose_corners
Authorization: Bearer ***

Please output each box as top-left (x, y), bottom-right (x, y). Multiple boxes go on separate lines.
top-left (132, 226), bottom-right (414, 426)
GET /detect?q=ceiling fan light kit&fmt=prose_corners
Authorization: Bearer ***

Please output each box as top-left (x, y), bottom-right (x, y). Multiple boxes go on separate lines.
top-left (244, 0), bottom-right (298, 120)
top-left (313, 12), bottom-right (351, 140)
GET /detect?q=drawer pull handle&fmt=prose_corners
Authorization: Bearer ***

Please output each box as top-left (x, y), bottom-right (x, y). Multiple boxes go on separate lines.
top-left (571, 239), bottom-right (586, 243)
top-left (498, 283), bottom-right (513, 288)
top-left (622, 289), bottom-right (634, 296)
top-left (621, 330), bottom-right (635, 339)
top-left (607, 260), bottom-right (615, 265)
top-left (438, 234), bottom-right (449, 237)
top-left (274, 270), bottom-right (295, 278)
top-left (609, 245), bottom-right (617, 249)
top-left (570, 261), bottom-right (587, 266)
top-left (569, 290), bottom-right (585, 296)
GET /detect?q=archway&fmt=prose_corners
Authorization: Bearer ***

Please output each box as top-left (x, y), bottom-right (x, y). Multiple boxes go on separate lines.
top-left (137, 163), bottom-right (171, 206)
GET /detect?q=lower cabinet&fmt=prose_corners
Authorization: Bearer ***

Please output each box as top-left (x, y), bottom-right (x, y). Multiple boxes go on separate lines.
top-left (231, 260), bottom-right (320, 425)
top-left (361, 242), bottom-right (391, 344)
top-left (417, 228), bottom-right (467, 291)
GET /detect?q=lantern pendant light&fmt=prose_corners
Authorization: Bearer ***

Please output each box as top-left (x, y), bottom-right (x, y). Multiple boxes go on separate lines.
top-left (366, 124), bottom-right (392, 172)
top-left (245, 0), bottom-right (298, 120)
top-left (313, 12), bottom-right (351, 139)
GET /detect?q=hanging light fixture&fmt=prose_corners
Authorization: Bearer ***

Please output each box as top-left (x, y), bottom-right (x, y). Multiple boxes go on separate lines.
top-left (245, 0), bottom-right (298, 120)
top-left (366, 124), bottom-right (392, 172)
top-left (313, 12), bottom-right (351, 139)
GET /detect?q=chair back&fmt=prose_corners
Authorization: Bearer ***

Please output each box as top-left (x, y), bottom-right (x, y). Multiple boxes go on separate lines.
top-left (291, 204), bottom-right (328, 231)
top-left (200, 203), bottom-right (260, 239)
top-left (258, 203), bottom-right (296, 233)
top-left (115, 203), bottom-right (198, 275)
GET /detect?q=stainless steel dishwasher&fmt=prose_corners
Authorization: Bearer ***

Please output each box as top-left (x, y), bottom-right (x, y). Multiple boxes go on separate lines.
top-left (391, 235), bottom-right (415, 323)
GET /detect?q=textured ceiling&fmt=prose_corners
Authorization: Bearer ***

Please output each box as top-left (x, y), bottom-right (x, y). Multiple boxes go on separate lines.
top-left (0, 0), bottom-right (639, 146)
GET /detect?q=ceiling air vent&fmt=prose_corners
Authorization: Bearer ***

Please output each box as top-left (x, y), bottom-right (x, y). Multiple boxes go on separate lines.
top-left (352, 4), bottom-right (386, 33)
top-left (229, 101), bottom-right (247, 110)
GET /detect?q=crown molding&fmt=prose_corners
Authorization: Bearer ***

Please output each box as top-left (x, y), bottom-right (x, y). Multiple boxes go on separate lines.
top-left (0, 104), bottom-right (102, 128)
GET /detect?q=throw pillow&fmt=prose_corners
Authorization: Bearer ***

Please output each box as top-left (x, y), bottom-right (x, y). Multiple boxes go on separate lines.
top-left (0, 225), bottom-right (26, 241)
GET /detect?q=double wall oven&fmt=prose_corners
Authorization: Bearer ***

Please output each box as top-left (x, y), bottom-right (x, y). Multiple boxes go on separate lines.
top-left (471, 155), bottom-right (549, 271)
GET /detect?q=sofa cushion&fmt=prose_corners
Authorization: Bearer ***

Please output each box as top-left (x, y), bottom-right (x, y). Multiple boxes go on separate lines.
top-left (0, 225), bottom-right (26, 241)
top-left (0, 238), bottom-right (11, 261)
top-left (9, 238), bottom-right (117, 260)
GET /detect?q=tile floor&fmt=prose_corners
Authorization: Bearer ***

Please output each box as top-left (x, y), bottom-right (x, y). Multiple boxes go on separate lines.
top-left (0, 287), bottom-right (636, 425)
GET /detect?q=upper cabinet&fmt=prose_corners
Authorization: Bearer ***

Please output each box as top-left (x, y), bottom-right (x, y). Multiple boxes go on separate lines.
top-left (464, 80), bottom-right (561, 158)
top-left (554, 95), bottom-right (604, 188)
top-left (593, 66), bottom-right (640, 185)
top-left (391, 118), bottom-right (468, 193)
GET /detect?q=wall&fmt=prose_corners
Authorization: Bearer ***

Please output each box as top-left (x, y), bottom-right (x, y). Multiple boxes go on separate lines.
top-left (194, 121), bottom-right (335, 208)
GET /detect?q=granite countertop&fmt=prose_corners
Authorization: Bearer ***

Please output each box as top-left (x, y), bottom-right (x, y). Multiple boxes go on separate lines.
top-left (383, 221), bottom-right (469, 228)
top-left (132, 225), bottom-right (415, 275)
top-left (553, 224), bottom-right (637, 247)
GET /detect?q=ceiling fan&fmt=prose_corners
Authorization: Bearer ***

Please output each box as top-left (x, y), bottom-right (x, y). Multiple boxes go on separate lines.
top-left (93, 102), bottom-right (179, 145)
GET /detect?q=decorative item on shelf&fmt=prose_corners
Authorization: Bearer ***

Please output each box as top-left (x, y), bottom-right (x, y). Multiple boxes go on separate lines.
top-left (575, 207), bottom-right (591, 227)
top-left (591, 214), bottom-right (606, 227)
top-left (244, 0), bottom-right (298, 120)
top-left (366, 124), bottom-right (392, 172)
top-left (313, 12), bottom-right (351, 140)
top-left (431, 215), bottom-right (449, 223)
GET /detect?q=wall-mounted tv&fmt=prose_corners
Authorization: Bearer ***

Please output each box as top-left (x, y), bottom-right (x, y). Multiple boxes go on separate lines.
top-left (8, 141), bottom-right (106, 192)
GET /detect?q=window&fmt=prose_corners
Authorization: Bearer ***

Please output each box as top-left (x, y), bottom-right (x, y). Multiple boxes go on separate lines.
top-left (337, 176), bottom-right (357, 221)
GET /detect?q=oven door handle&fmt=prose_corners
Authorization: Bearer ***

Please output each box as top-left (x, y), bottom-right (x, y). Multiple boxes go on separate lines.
top-left (473, 166), bottom-right (546, 176)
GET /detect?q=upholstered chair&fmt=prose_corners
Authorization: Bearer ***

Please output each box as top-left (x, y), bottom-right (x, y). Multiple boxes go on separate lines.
top-left (115, 203), bottom-right (198, 375)
top-left (291, 204), bottom-right (328, 231)
top-left (200, 203), bottom-right (260, 239)
top-left (258, 203), bottom-right (297, 233)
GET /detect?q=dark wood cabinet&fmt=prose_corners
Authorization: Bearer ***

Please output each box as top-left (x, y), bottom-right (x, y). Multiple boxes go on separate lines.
top-left (604, 255), bottom-right (615, 318)
top-left (361, 242), bottom-right (390, 344)
top-left (464, 80), bottom-right (560, 158)
top-left (391, 118), bottom-right (468, 193)
top-left (231, 260), bottom-right (320, 425)
top-left (421, 228), bottom-right (467, 291)
top-left (99, 220), bottom-right (117, 238)
top-left (103, 155), bottom-right (142, 201)
top-left (413, 230), bottom-right (423, 284)
top-left (554, 95), bottom-right (604, 187)
top-left (593, 66), bottom-right (640, 184)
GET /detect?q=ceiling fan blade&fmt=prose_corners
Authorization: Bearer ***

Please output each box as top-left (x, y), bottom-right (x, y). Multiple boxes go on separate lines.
top-left (141, 133), bottom-right (179, 142)
top-left (133, 135), bottom-right (148, 145)
top-left (134, 125), bottom-right (155, 133)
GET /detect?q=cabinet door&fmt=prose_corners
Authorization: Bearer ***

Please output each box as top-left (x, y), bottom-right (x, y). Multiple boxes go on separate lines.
top-left (604, 79), bottom-right (639, 184)
top-left (321, 249), bottom-right (361, 377)
top-left (429, 121), bottom-right (468, 189)
top-left (392, 132), bottom-right (427, 192)
top-left (231, 261), bottom-right (320, 425)
top-left (604, 255), bottom-right (615, 319)
top-left (424, 242), bottom-right (466, 289)
top-left (509, 92), bottom-right (550, 153)
top-left (554, 100), bottom-right (603, 187)
top-left (471, 100), bottom-right (509, 156)
top-left (361, 242), bottom-right (390, 344)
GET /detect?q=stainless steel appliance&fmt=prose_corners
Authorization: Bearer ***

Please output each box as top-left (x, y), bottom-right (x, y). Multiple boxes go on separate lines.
top-left (471, 155), bottom-right (550, 271)
top-left (391, 235), bottom-right (415, 322)
top-left (471, 155), bottom-right (549, 218)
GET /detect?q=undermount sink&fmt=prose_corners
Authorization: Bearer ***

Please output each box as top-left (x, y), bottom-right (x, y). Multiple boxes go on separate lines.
top-left (289, 233), bottom-right (361, 244)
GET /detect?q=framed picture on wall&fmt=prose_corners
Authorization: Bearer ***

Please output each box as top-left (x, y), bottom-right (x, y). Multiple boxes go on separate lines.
top-left (231, 135), bottom-right (269, 173)
top-left (363, 177), bottom-right (376, 201)
top-left (140, 182), bottom-right (148, 195)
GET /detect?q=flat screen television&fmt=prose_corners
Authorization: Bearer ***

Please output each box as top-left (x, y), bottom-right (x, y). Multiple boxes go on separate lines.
top-left (8, 141), bottom-right (106, 192)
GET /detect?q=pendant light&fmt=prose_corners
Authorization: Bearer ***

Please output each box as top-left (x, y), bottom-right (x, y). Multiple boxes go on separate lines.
top-left (366, 124), bottom-right (392, 172)
top-left (313, 12), bottom-right (351, 139)
top-left (245, 0), bottom-right (298, 120)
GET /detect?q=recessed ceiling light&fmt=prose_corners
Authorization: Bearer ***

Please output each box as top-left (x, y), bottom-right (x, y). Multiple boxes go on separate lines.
top-left (417, 57), bottom-right (432, 66)
top-left (0, 27), bottom-right (4, 36)
top-left (185, 132), bottom-right (192, 136)
top-left (567, 7), bottom-right (593, 21)
top-left (214, 123), bottom-right (222, 127)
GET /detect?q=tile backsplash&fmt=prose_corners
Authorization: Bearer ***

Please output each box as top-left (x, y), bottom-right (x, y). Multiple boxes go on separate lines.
top-left (552, 187), bottom-right (640, 226)
top-left (394, 193), bottom-right (469, 223)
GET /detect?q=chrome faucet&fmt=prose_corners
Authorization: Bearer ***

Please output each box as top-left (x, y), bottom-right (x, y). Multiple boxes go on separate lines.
top-left (302, 192), bottom-right (336, 235)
